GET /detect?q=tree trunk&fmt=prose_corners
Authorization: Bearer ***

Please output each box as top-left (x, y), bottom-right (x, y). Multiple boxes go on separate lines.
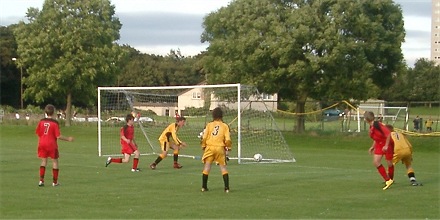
top-left (295, 101), bottom-right (306, 133)
top-left (295, 99), bottom-right (306, 133)
top-left (65, 92), bottom-right (72, 127)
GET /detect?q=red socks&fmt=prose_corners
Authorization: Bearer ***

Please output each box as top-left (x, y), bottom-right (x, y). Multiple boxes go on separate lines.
top-left (111, 158), bottom-right (123, 163)
top-left (39, 166), bottom-right (59, 184)
top-left (53, 168), bottom-right (59, 184)
top-left (39, 166), bottom-right (45, 181)
top-left (377, 165), bottom-right (389, 181)
top-left (133, 158), bottom-right (139, 169)
top-left (388, 165), bottom-right (394, 180)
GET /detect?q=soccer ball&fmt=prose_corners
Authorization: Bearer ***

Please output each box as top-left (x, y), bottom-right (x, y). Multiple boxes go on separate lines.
top-left (197, 129), bottom-right (205, 139)
top-left (253, 153), bottom-right (263, 162)
top-left (197, 131), bottom-right (204, 139)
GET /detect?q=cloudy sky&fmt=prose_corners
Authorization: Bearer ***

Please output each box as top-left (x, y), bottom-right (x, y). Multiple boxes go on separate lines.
top-left (0, 0), bottom-right (431, 66)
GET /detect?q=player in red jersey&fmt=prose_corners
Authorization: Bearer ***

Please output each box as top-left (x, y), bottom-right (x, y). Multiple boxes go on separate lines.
top-left (36, 104), bottom-right (74, 187)
top-left (105, 114), bottom-right (141, 172)
top-left (364, 111), bottom-right (394, 190)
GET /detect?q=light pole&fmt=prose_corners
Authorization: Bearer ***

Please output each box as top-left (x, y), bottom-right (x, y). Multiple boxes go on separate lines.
top-left (12, 57), bottom-right (23, 109)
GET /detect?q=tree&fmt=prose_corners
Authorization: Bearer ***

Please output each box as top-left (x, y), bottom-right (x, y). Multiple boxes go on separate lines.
top-left (0, 25), bottom-right (20, 108)
top-left (118, 48), bottom-right (204, 87)
top-left (13, 0), bottom-right (124, 126)
top-left (382, 58), bottom-right (440, 103)
top-left (201, 0), bottom-right (405, 132)
top-left (407, 59), bottom-right (440, 102)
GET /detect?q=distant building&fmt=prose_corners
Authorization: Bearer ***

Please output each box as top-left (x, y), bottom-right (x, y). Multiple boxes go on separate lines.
top-left (432, 0), bottom-right (440, 65)
top-left (133, 85), bottom-right (277, 117)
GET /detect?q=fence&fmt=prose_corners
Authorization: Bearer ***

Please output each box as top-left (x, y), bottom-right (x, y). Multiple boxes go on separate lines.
top-left (275, 101), bottom-right (440, 134)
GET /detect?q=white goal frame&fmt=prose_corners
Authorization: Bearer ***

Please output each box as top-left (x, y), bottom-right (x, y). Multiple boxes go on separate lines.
top-left (97, 84), bottom-right (296, 164)
top-left (357, 106), bottom-right (409, 130)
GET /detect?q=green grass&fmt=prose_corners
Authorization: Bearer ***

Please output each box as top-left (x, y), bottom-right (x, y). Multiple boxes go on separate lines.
top-left (0, 125), bottom-right (439, 219)
top-left (409, 106), bottom-right (440, 118)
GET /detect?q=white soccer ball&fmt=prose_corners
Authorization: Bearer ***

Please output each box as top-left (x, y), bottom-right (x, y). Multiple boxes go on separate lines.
top-left (197, 129), bottom-right (205, 139)
top-left (197, 131), bottom-right (204, 139)
top-left (253, 153), bottom-right (263, 162)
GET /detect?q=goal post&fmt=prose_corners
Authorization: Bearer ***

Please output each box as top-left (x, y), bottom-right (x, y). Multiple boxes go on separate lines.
top-left (358, 105), bottom-right (409, 130)
top-left (97, 84), bottom-right (296, 164)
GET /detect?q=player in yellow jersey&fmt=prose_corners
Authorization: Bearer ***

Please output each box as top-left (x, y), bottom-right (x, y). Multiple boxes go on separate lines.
top-left (149, 116), bottom-right (187, 169)
top-left (385, 125), bottom-right (422, 186)
top-left (200, 107), bottom-right (232, 192)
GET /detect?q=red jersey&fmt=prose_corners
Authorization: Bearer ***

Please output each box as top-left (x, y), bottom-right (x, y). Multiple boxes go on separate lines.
top-left (36, 118), bottom-right (61, 149)
top-left (120, 125), bottom-right (137, 154)
top-left (369, 122), bottom-right (390, 146)
top-left (120, 125), bottom-right (134, 143)
top-left (369, 121), bottom-right (393, 156)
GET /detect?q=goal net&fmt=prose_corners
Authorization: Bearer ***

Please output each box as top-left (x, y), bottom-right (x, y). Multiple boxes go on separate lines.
top-left (97, 84), bottom-right (296, 164)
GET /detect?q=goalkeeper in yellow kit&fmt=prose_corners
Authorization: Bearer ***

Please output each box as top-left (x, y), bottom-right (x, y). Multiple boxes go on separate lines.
top-left (385, 125), bottom-right (422, 186)
top-left (200, 107), bottom-right (232, 192)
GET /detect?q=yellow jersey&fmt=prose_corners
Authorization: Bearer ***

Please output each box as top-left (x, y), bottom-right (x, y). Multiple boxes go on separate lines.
top-left (158, 123), bottom-right (182, 145)
top-left (202, 120), bottom-right (232, 150)
top-left (390, 131), bottom-right (412, 157)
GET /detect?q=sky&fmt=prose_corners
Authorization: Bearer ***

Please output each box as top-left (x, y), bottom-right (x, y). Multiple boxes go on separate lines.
top-left (0, 0), bottom-right (431, 67)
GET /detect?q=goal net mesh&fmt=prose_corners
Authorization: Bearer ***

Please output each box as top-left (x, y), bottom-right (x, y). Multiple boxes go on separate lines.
top-left (98, 84), bottom-right (296, 164)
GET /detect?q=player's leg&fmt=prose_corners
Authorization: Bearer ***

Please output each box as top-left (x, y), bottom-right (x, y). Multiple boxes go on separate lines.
top-left (373, 154), bottom-right (393, 190)
top-left (373, 154), bottom-right (389, 181)
top-left (171, 144), bottom-right (182, 169)
top-left (150, 142), bottom-right (168, 169)
top-left (219, 165), bottom-right (229, 193)
top-left (404, 158), bottom-right (420, 185)
top-left (39, 157), bottom-right (48, 186)
top-left (52, 158), bottom-right (60, 186)
top-left (202, 162), bottom-right (212, 192)
top-left (106, 144), bottom-right (129, 167)
top-left (107, 156), bottom-right (124, 165)
top-left (385, 153), bottom-right (394, 180)
top-left (121, 153), bottom-right (131, 163)
top-left (131, 150), bottom-right (140, 172)
top-left (201, 150), bottom-right (214, 192)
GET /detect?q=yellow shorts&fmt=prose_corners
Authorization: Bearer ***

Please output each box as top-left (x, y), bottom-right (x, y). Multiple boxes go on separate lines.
top-left (202, 146), bottom-right (227, 165)
top-left (160, 141), bottom-right (178, 152)
top-left (393, 150), bottom-right (413, 167)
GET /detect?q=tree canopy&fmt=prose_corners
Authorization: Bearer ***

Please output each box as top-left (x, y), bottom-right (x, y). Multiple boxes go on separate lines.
top-left (13, 0), bottom-right (124, 125)
top-left (118, 48), bottom-right (204, 87)
top-left (0, 25), bottom-right (20, 107)
top-left (382, 58), bottom-right (440, 102)
top-left (201, 0), bottom-right (405, 131)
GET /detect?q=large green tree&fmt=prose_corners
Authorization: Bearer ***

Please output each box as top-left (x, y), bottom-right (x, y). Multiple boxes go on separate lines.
top-left (201, 0), bottom-right (405, 132)
top-left (384, 58), bottom-right (440, 102)
top-left (14, 0), bottom-right (124, 125)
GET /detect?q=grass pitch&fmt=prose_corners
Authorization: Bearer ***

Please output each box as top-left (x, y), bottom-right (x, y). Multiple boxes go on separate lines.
top-left (0, 125), bottom-right (439, 219)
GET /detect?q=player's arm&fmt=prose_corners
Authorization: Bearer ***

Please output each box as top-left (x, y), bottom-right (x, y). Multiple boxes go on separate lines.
top-left (172, 132), bottom-right (183, 147)
top-left (120, 127), bottom-right (130, 143)
top-left (201, 126), bottom-right (210, 150)
top-left (131, 138), bottom-right (137, 146)
top-left (382, 134), bottom-right (391, 152)
top-left (368, 141), bottom-right (375, 154)
top-left (224, 123), bottom-right (232, 151)
top-left (58, 135), bottom-right (74, 142)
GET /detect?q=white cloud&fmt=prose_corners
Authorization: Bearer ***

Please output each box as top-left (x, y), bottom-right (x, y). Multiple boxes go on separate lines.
top-left (404, 16), bottom-right (431, 32)
top-left (112, 0), bottom-right (230, 15)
